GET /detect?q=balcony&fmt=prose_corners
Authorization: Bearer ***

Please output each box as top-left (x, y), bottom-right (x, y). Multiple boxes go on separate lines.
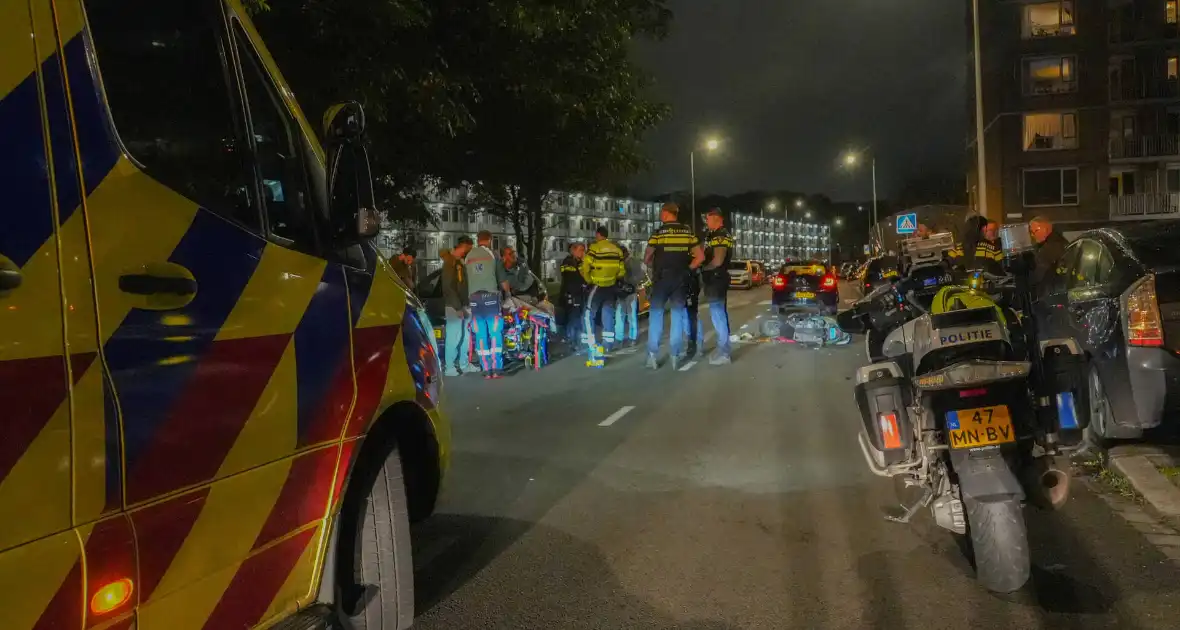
top-left (1109, 192), bottom-right (1180, 220)
top-left (1110, 77), bottom-right (1180, 102)
top-left (1110, 135), bottom-right (1180, 160)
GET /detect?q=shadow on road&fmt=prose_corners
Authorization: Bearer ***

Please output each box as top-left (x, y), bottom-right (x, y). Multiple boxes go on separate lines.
top-left (411, 514), bottom-right (739, 630)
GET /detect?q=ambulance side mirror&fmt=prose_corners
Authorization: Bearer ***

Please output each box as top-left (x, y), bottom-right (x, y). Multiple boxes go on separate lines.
top-left (323, 102), bottom-right (379, 244)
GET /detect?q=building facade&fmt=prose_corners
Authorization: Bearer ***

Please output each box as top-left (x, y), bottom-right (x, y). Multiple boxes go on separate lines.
top-left (969, 0), bottom-right (1180, 227)
top-left (729, 213), bottom-right (831, 264)
top-left (376, 188), bottom-right (830, 283)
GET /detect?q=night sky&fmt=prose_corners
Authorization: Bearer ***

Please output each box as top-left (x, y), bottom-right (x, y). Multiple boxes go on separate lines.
top-left (632, 0), bottom-right (968, 201)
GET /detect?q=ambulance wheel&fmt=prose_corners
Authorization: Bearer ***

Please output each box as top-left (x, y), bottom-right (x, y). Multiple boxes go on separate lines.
top-left (340, 443), bottom-right (414, 630)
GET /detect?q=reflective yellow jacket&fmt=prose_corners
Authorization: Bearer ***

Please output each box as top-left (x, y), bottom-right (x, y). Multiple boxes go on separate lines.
top-left (581, 239), bottom-right (626, 287)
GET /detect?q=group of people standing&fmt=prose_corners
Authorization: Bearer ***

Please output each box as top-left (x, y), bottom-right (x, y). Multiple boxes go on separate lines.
top-left (428, 202), bottom-right (741, 377)
top-left (436, 230), bottom-right (545, 379)
top-left (557, 202), bottom-right (737, 369)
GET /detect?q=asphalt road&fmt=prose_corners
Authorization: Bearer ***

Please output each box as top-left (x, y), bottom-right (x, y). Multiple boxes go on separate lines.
top-left (410, 284), bottom-right (1180, 629)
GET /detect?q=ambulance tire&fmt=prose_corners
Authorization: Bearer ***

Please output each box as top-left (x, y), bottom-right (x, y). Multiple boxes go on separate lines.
top-left (344, 444), bottom-right (415, 630)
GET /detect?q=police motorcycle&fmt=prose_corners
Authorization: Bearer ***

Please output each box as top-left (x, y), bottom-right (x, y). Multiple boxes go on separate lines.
top-left (848, 223), bottom-right (1091, 593)
top-left (844, 233), bottom-right (958, 364)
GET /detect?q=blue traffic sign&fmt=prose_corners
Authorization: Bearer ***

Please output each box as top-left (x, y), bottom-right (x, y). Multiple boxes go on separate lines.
top-left (896, 213), bottom-right (918, 234)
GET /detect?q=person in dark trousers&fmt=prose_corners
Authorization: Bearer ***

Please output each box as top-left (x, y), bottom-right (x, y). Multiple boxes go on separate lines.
top-left (1030, 216), bottom-right (1069, 285)
top-left (700, 209), bottom-right (735, 364)
top-left (684, 269), bottom-right (702, 359)
top-left (440, 236), bottom-right (474, 376)
top-left (644, 203), bottom-right (705, 370)
top-left (389, 246), bottom-right (417, 291)
top-left (558, 242), bottom-right (587, 351)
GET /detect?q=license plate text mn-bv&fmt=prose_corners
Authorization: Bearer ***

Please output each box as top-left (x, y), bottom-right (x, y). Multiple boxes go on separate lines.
top-left (946, 405), bottom-right (1015, 449)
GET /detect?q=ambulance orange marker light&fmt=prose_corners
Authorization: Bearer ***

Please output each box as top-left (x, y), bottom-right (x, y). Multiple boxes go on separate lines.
top-left (90, 578), bottom-right (133, 615)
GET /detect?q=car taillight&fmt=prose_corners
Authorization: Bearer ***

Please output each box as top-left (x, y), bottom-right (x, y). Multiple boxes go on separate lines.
top-left (772, 275), bottom-right (786, 289)
top-left (820, 274), bottom-right (837, 291)
top-left (1124, 274), bottom-right (1164, 347)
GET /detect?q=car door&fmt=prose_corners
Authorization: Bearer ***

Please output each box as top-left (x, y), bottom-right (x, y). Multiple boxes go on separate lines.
top-left (0, 3), bottom-right (89, 628)
top-left (74, 1), bottom-right (350, 627)
top-left (1062, 239), bottom-right (1121, 350)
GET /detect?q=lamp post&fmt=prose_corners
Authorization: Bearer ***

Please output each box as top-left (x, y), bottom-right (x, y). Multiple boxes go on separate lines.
top-left (762, 200), bottom-right (777, 220)
top-left (690, 137), bottom-right (721, 233)
top-left (970, 0), bottom-right (989, 218)
top-left (842, 150), bottom-right (879, 252)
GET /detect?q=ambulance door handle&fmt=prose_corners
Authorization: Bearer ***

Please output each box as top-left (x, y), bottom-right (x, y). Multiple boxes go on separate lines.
top-left (0, 268), bottom-right (21, 292)
top-left (119, 274), bottom-right (197, 296)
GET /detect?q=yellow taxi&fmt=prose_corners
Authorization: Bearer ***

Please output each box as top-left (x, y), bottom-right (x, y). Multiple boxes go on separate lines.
top-left (1, 1), bottom-right (448, 628)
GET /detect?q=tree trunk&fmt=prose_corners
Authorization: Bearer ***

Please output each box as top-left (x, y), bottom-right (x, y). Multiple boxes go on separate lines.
top-left (509, 186), bottom-right (527, 270)
top-left (522, 187), bottom-right (546, 277)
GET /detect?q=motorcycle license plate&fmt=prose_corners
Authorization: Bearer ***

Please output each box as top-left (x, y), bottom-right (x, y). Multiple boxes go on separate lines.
top-left (433, 328), bottom-right (443, 339)
top-left (794, 291), bottom-right (816, 299)
top-left (946, 405), bottom-right (1015, 449)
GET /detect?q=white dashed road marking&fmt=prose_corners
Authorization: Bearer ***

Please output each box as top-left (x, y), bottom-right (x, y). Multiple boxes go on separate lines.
top-left (599, 406), bottom-right (636, 427)
top-left (678, 360), bottom-right (698, 372)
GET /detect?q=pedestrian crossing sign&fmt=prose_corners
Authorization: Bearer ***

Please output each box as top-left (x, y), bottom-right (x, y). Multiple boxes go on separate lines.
top-left (896, 213), bottom-right (918, 234)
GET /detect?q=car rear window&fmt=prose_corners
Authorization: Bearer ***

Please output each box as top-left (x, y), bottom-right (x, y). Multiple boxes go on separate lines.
top-left (729, 261), bottom-right (749, 270)
top-left (1117, 224), bottom-right (1180, 270)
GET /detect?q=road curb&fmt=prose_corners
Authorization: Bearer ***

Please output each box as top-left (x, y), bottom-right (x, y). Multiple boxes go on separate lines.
top-left (1109, 449), bottom-right (1180, 517)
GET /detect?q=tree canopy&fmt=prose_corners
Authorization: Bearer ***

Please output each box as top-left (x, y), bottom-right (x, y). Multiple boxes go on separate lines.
top-left (250, 0), bottom-right (672, 268)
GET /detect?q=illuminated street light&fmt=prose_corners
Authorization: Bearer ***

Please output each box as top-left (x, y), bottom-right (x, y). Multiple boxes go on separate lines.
top-left (691, 136), bottom-right (723, 232)
top-left (841, 148), bottom-right (878, 245)
top-left (794, 198), bottom-right (804, 209)
top-left (834, 217), bottom-right (844, 226)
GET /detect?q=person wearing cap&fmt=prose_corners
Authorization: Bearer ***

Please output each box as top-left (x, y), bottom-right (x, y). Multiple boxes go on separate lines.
top-left (581, 226), bottom-right (626, 367)
top-left (699, 209), bottom-right (736, 364)
top-left (644, 203), bottom-right (705, 370)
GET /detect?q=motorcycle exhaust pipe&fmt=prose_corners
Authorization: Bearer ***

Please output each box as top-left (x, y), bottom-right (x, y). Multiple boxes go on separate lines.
top-left (1026, 454), bottom-right (1071, 511)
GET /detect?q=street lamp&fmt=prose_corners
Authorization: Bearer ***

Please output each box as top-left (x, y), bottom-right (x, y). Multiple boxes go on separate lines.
top-left (762, 200), bottom-right (778, 220)
top-left (690, 137), bottom-right (721, 232)
top-left (841, 148), bottom-right (878, 247)
top-left (834, 216), bottom-right (844, 227)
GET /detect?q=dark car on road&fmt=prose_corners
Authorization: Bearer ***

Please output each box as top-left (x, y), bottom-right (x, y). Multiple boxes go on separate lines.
top-left (771, 260), bottom-right (838, 314)
top-left (1032, 223), bottom-right (1180, 442)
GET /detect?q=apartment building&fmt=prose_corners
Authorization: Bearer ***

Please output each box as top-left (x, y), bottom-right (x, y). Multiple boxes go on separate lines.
top-left (376, 188), bottom-right (830, 283)
top-left (377, 188), bottom-right (662, 282)
top-left (729, 213), bottom-right (831, 264)
top-left (969, 0), bottom-right (1180, 226)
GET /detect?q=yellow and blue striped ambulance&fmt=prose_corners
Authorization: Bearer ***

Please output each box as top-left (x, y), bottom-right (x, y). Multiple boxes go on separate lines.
top-left (0, 1), bottom-right (449, 628)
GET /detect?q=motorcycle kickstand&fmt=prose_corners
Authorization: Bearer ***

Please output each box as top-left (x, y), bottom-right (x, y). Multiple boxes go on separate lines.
top-left (885, 487), bottom-right (934, 525)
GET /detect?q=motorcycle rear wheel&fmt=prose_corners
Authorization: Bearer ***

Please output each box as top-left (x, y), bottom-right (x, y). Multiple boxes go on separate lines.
top-left (965, 496), bottom-right (1029, 593)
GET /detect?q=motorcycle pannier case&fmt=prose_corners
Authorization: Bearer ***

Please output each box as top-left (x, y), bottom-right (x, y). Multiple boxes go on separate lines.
top-left (1040, 341), bottom-right (1090, 444)
top-left (855, 374), bottom-right (914, 465)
